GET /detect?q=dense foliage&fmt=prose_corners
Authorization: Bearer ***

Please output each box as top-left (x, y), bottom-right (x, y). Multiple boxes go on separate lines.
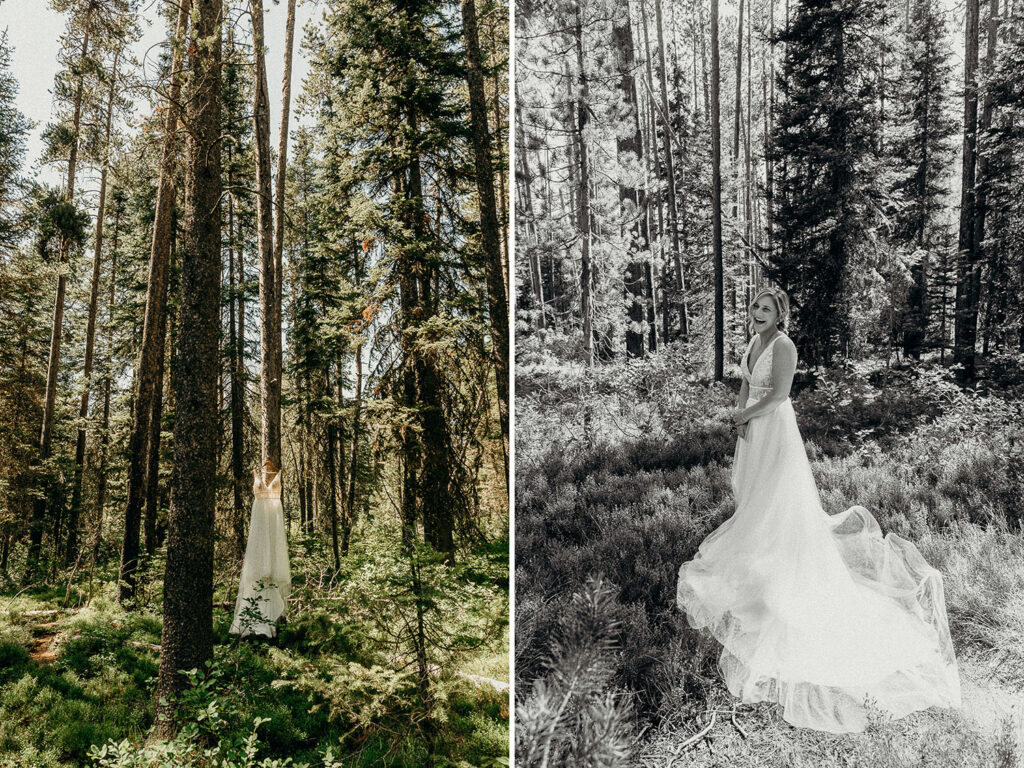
top-left (0, 0), bottom-right (509, 763)
top-left (516, 0), bottom-right (1024, 376)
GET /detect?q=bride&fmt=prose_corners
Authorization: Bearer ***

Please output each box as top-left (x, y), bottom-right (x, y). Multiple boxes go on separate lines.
top-left (676, 287), bottom-right (961, 734)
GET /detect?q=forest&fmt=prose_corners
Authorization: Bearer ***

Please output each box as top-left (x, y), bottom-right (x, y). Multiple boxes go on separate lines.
top-left (0, 0), bottom-right (510, 766)
top-left (515, 0), bottom-right (1024, 762)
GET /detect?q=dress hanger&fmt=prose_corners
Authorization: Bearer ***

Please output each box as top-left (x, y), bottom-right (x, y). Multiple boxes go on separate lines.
top-left (262, 458), bottom-right (279, 485)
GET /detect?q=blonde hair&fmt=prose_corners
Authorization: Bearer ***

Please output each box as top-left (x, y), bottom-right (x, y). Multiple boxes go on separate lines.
top-left (747, 287), bottom-right (790, 336)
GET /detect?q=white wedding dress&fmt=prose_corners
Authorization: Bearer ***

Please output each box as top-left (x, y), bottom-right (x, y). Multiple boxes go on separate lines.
top-left (230, 469), bottom-right (291, 638)
top-left (676, 333), bottom-right (961, 733)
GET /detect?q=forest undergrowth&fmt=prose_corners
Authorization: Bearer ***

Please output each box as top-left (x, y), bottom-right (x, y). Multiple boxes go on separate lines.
top-left (0, 529), bottom-right (510, 768)
top-left (515, 340), bottom-right (1024, 767)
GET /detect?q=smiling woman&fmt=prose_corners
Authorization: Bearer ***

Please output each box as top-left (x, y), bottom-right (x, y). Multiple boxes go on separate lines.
top-left (679, 287), bottom-right (961, 734)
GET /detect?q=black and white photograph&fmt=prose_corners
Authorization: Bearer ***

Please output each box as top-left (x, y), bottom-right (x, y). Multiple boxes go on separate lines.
top-left (513, 0), bottom-right (1024, 762)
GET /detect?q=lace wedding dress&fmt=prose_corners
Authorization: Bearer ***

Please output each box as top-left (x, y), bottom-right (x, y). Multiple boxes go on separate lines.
top-left (230, 469), bottom-right (291, 638)
top-left (676, 333), bottom-right (961, 733)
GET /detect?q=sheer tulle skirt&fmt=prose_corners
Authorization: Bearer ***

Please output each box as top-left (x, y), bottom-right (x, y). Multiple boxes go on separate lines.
top-left (230, 497), bottom-right (291, 638)
top-left (676, 398), bottom-right (961, 733)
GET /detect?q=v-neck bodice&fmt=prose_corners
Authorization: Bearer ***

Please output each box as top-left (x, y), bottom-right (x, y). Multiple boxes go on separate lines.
top-left (741, 333), bottom-right (784, 396)
top-left (254, 469), bottom-right (282, 500)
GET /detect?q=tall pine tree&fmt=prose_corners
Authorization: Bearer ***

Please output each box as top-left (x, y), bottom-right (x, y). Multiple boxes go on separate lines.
top-left (770, 0), bottom-right (888, 365)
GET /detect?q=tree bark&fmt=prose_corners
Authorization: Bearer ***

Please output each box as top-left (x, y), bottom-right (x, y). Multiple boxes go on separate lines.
top-left (271, 0), bottom-right (296, 471)
top-left (144, 231), bottom-right (176, 559)
top-left (25, 10), bottom-right (93, 581)
top-left (155, 0), bottom-right (221, 735)
top-left (344, 342), bottom-right (362, 554)
top-left (574, 6), bottom-right (593, 367)
top-left (68, 50), bottom-right (119, 565)
top-left (251, 0), bottom-right (281, 470)
top-left (93, 205), bottom-right (120, 565)
top-left (613, 1), bottom-right (649, 358)
top-left (228, 175), bottom-right (246, 559)
top-left (461, 0), bottom-right (509, 486)
top-left (954, 0), bottom-right (980, 379)
top-left (970, 0), bottom-right (999, 362)
top-left (404, 105), bottom-right (455, 563)
top-left (655, 0), bottom-right (686, 339)
top-left (119, 0), bottom-right (190, 604)
top-left (325, 367), bottom-right (341, 570)
top-left (711, 0), bottom-right (724, 380)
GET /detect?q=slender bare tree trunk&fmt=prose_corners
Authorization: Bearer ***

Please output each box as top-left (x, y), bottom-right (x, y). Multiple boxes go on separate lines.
top-left (729, 0), bottom-right (744, 348)
top-left (764, 0), bottom-right (775, 263)
top-left (93, 205), bottom-right (120, 563)
top-left (574, 6), bottom-right (594, 367)
top-left (955, 0), bottom-right (981, 380)
top-left (711, 0), bottom-right (724, 380)
top-left (325, 368), bottom-right (341, 570)
top-left (144, 233), bottom-right (176, 559)
top-left (613, 0), bottom-right (649, 358)
top-left (344, 342), bottom-right (362, 554)
top-left (251, 0), bottom-right (281, 469)
top-left (271, 0), bottom-right (296, 476)
top-left (119, 1), bottom-right (190, 604)
top-left (25, 14), bottom-right (93, 581)
top-left (69, 50), bottom-right (120, 564)
top-left (228, 173), bottom-right (246, 558)
top-left (971, 0), bottom-right (999, 361)
top-left (655, 0), bottom-right (686, 339)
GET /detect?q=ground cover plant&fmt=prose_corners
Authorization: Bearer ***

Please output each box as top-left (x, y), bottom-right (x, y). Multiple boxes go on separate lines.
top-left (0, 530), bottom-right (509, 768)
top-left (515, 345), bottom-right (1024, 767)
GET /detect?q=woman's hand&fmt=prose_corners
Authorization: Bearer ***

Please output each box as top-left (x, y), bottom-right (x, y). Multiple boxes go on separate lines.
top-left (737, 423), bottom-right (748, 440)
top-left (731, 407), bottom-right (748, 426)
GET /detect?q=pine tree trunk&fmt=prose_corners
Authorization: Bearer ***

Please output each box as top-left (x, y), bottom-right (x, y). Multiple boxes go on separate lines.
top-left (144, 353), bottom-right (165, 557)
top-left (613, 1), bottom-right (649, 358)
top-left (396, 171), bottom-right (420, 547)
top-left (68, 50), bottom-right (119, 565)
top-left (638, 0), bottom-right (660, 352)
top-left (251, 0), bottom-right (282, 470)
top-left (324, 370), bottom-right (340, 570)
top-left (228, 181), bottom-right (246, 559)
top-left (297, 437), bottom-right (307, 532)
top-left (344, 342), bottom-right (362, 555)
top-left (711, 0), bottom-right (725, 380)
top-left (156, 0), bottom-right (221, 734)
top-left (491, 73), bottom-right (509, 280)
top-left (145, 233), bottom-right (176, 560)
top-left (271, 0), bottom-right (296, 473)
top-left (402, 104), bottom-right (455, 563)
top-left (764, 0), bottom-right (775, 263)
top-left (25, 12), bottom-right (93, 582)
top-left (461, 0), bottom-right (509, 485)
top-left (971, 0), bottom-right (999, 364)
top-left (655, 0), bottom-right (685, 339)
top-left (574, 6), bottom-right (593, 367)
top-left (120, 1), bottom-right (190, 604)
top-left (516, 108), bottom-right (545, 326)
top-left (94, 208), bottom-right (120, 565)
top-left (728, 0), bottom-right (745, 351)
top-left (955, 0), bottom-right (981, 379)
top-left (904, 18), bottom-right (932, 360)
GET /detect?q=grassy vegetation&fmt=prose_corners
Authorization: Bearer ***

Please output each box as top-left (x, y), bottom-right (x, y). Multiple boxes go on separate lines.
top-left (0, 531), bottom-right (509, 768)
top-left (515, 351), bottom-right (1024, 766)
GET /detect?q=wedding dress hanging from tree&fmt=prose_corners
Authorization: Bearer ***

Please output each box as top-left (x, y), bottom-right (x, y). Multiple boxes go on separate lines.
top-left (230, 460), bottom-right (291, 638)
